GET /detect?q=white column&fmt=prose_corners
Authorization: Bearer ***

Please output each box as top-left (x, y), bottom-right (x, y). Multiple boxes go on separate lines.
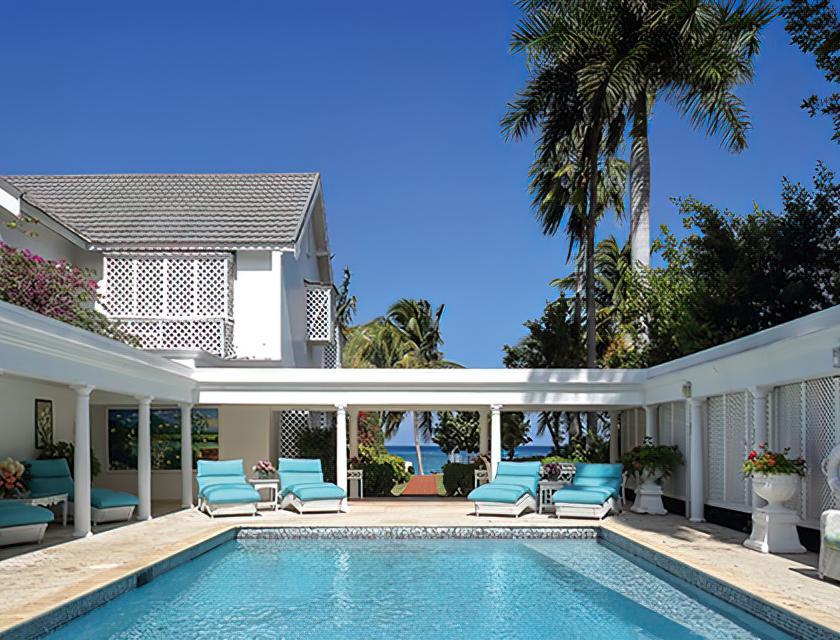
top-left (644, 405), bottom-right (658, 444)
top-left (689, 398), bottom-right (705, 523)
top-left (136, 396), bottom-right (153, 521)
top-left (490, 404), bottom-right (502, 479)
top-left (348, 409), bottom-right (359, 499)
top-left (72, 385), bottom-right (94, 538)
top-left (750, 386), bottom-right (770, 508)
top-left (335, 405), bottom-right (348, 508)
top-left (179, 403), bottom-right (193, 508)
top-left (478, 410), bottom-right (489, 456)
top-left (609, 411), bottom-right (619, 463)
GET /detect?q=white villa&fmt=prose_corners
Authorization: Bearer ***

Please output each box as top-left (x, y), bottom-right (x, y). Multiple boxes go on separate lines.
top-left (0, 172), bottom-right (838, 547)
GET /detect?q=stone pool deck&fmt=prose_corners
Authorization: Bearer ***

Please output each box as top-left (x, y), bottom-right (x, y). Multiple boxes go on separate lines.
top-left (0, 498), bottom-right (837, 637)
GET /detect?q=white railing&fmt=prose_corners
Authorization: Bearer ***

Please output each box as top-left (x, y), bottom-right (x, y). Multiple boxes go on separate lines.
top-left (305, 282), bottom-right (334, 344)
top-left (102, 253), bottom-right (234, 358)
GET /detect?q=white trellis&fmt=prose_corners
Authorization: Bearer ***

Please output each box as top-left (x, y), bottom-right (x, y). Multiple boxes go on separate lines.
top-left (278, 411), bottom-right (311, 459)
top-left (102, 253), bottom-right (234, 358)
top-left (704, 391), bottom-right (753, 511)
top-left (657, 401), bottom-right (688, 500)
top-left (305, 283), bottom-right (334, 344)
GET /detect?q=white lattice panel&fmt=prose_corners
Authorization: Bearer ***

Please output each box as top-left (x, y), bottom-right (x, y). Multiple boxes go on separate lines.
top-left (772, 382), bottom-right (805, 516)
top-left (305, 284), bottom-right (333, 343)
top-left (724, 392), bottom-right (749, 507)
top-left (706, 396), bottom-right (726, 503)
top-left (805, 377), bottom-right (840, 518)
top-left (657, 401), bottom-right (687, 499)
top-left (278, 410), bottom-right (311, 458)
top-left (103, 253), bottom-right (234, 357)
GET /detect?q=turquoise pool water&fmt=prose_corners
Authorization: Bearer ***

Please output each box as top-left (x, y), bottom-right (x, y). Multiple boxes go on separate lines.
top-left (41, 538), bottom-right (792, 639)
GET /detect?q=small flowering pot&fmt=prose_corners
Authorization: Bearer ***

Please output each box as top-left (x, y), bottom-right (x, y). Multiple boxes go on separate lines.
top-left (751, 473), bottom-right (799, 511)
top-left (744, 473), bottom-right (805, 554)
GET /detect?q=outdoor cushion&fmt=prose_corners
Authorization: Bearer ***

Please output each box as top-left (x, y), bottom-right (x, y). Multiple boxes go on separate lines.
top-left (825, 533), bottom-right (840, 551)
top-left (197, 460), bottom-right (249, 494)
top-left (552, 487), bottom-right (614, 505)
top-left (0, 503), bottom-right (54, 527)
top-left (201, 484), bottom-right (260, 504)
top-left (569, 463), bottom-right (623, 498)
top-left (491, 461), bottom-right (541, 496)
top-left (278, 458), bottom-right (326, 490)
top-left (90, 488), bottom-right (139, 509)
top-left (467, 483), bottom-right (529, 504)
top-left (282, 482), bottom-right (346, 501)
top-left (25, 459), bottom-right (74, 498)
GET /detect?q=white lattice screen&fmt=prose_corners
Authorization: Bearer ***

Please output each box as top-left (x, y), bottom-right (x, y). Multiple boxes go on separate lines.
top-left (103, 253), bottom-right (234, 357)
top-left (278, 411), bottom-right (311, 458)
top-left (322, 326), bottom-right (342, 369)
top-left (305, 283), bottom-right (334, 344)
top-left (771, 377), bottom-right (840, 525)
top-left (704, 391), bottom-right (753, 511)
top-left (657, 401), bottom-right (688, 499)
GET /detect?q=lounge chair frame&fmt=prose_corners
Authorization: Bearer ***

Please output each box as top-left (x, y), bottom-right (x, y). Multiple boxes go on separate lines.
top-left (472, 493), bottom-right (536, 518)
top-left (91, 505), bottom-right (136, 525)
top-left (0, 523), bottom-right (48, 547)
top-left (553, 473), bottom-right (627, 520)
top-left (279, 493), bottom-right (344, 514)
top-left (198, 497), bottom-right (259, 518)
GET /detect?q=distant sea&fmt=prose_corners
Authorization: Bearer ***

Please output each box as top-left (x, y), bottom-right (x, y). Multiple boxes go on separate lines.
top-left (385, 444), bottom-right (554, 474)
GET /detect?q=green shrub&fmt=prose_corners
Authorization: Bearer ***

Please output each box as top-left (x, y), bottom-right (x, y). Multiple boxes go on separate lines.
top-left (296, 423), bottom-right (336, 483)
top-left (357, 444), bottom-right (410, 496)
top-left (442, 462), bottom-right (476, 497)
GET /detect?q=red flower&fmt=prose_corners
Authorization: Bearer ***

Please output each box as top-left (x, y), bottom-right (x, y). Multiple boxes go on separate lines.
top-left (748, 451), bottom-right (757, 460)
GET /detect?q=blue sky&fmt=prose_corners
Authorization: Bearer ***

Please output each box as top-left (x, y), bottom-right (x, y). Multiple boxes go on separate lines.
top-left (2, 2), bottom-right (836, 446)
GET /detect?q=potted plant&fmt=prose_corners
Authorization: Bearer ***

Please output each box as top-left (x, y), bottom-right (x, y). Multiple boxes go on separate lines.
top-left (742, 443), bottom-right (806, 554)
top-left (251, 459), bottom-right (276, 480)
top-left (621, 437), bottom-right (684, 515)
top-left (540, 461), bottom-right (565, 482)
top-left (0, 458), bottom-right (26, 498)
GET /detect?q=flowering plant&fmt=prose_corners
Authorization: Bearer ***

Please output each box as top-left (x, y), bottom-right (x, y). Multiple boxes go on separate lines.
top-left (743, 444), bottom-right (806, 478)
top-left (0, 458), bottom-right (26, 498)
top-left (620, 437), bottom-right (684, 483)
top-left (0, 243), bottom-right (138, 345)
top-left (251, 459), bottom-right (276, 479)
top-left (540, 462), bottom-right (565, 481)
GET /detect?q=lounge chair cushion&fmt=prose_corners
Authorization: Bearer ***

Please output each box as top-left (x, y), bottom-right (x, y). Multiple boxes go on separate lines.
top-left (25, 458), bottom-right (74, 498)
top-left (825, 533), bottom-right (840, 551)
top-left (553, 487), bottom-right (613, 505)
top-left (568, 463), bottom-right (623, 499)
top-left (282, 482), bottom-right (346, 501)
top-left (196, 459), bottom-right (253, 495)
top-left (201, 484), bottom-right (261, 504)
top-left (467, 483), bottom-right (530, 504)
top-left (0, 503), bottom-right (54, 527)
top-left (491, 461), bottom-right (541, 496)
top-left (278, 458), bottom-right (326, 490)
top-left (90, 488), bottom-right (139, 509)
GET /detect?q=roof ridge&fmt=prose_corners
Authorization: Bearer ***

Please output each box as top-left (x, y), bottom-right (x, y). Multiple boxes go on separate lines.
top-left (2, 172), bottom-right (319, 178)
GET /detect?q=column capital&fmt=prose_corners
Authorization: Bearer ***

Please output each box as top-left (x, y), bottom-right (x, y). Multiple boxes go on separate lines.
top-left (688, 396), bottom-right (706, 408)
top-left (490, 403), bottom-right (503, 413)
top-left (749, 385), bottom-right (771, 399)
top-left (644, 404), bottom-right (658, 411)
top-left (70, 384), bottom-right (94, 396)
top-left (335, 404), bottom-right (347, 414)
top-left (178, 401), bottom-right (194, 411)
top-left (135, 395), bottom-right (154, 405)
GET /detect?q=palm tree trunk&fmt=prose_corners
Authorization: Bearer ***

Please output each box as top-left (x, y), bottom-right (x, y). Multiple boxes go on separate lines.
top-left (412, 411), bottom-right (425, 475)
top-left (573, 260), bottom-right (583, 335)
top-left (629, 95), bottom-right (651, 269)
top-left (585, 136), bottom-right (598, 368)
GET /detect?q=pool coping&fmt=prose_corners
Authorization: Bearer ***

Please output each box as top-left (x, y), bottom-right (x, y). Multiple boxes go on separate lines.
top-left (5, 525), bottom-right (838, 640)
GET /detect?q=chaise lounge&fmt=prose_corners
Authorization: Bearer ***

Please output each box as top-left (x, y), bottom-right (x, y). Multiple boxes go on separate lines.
top-left (0, 503), bottom-right (54, 546)
top-left (552, 463), bottom-right (624, 519)
top-left (26, 458), bottom-right (139, 525)
top-left (196, 459), bottom-right (261, 517)
top-left (278, 458), bottom-right (346, 514)
top-left (467, 461), bottom-right (541, 517)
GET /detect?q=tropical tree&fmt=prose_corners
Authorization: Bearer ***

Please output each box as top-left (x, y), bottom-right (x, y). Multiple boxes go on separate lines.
top-left (433, 411), bottom-right (480, 457)
top-left (502, 412), bottom-right (533, 460)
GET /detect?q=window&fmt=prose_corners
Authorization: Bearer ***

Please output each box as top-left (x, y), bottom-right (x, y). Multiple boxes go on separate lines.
top-left (107, 407), bottom-right (219, 471)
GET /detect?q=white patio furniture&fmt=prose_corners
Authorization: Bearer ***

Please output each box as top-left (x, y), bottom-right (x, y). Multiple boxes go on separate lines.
top-left (473, 468), bottom-right (489, 488)
top-left (248, 478), bottom-right (280, 511)
top-left (347, 469), bottom-right (364, 499)
top-left (538, 480), bottom-right (565, 514)
top-left (5, 493), bottom-right (69, 527)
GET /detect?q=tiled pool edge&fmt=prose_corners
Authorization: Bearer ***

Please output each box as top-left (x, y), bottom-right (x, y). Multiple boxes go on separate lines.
top-left (6, 525), bottom-right (835, 640)
top-left (2, 528), bottom-right (238, 640)
top-left (600, 529), bottom-right (840, 640)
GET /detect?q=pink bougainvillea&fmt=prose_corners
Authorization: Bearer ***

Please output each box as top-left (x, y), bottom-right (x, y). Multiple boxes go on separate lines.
top-left (0, 242), bottom-right (137, 344)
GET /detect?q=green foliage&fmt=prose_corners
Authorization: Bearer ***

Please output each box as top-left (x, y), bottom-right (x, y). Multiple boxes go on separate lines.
top-left (433, 411), bottom-right (479, 456)
top-left (555, 436), bottom-right (610, 463)
top-left (296, 423), bottom-right (336, 484)
top-left (743, 444), bottom-right (807, 477)
top-left (621, 438), bottom-right (684, 482)
top-left (38, 441), bottom-right (102, 478)
top-left (781, 0), bottom-right (839, 141)
top-left (355, 444), bottom-right (410, 496)
top-left (503, 298), bottom-right (584, 369)
top-left (502, 412), bottom-right (532, 460)
top-left (441, 462), bottom-right (475, 497)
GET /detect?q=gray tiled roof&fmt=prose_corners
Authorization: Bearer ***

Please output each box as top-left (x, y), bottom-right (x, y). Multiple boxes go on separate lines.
top-left (1, 173), bottom-right (319, 249)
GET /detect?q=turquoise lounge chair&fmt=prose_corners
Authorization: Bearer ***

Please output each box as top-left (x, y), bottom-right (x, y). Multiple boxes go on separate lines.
top-left (26, 459), bottom-right (139, 525)
top-left (552, 463), bottom-right (625, 519)
top-left (0, 503), bottom-right (54, 546)
top-left (278, 458), bottom-right (346, 514)
top-left (196, 459), bottom-right (261, 517)
top-left (467, 461), bottom-right (541, 517)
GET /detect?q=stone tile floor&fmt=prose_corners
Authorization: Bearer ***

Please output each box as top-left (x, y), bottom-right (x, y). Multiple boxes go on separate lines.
top-left (0, 498), bottom-right (837, 635)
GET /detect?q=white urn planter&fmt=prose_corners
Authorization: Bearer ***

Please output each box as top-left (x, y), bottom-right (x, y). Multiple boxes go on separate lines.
top-left (744, 473), bottom-right (805, 554)
top-left (631, 470), bottom-right (668, 516)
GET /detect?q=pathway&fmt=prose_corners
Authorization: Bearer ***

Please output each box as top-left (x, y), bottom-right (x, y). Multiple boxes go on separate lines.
top-left (401, 474), bottom-right (440, 496)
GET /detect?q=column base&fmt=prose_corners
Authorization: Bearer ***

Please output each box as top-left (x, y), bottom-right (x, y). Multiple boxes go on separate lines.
top-left (689, 517), bottom-right (706, 523)
top-left (744, 508), bottom-right (805, 554)
top-left (73, 529), bottom-right (93, 539)
top-left (631, 482), bottom-right (668, 515)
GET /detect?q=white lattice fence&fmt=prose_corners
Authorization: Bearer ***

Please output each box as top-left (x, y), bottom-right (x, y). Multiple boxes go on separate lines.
top-left (772, 377), bottom-right (840, 525)
top-left (305, 283), bottom-right (334, 344)
top-left (620, 408), bottom-right (645, 454)
top-left (103, 253), bottom-right (234, 357)
top-left (657, 401), bottom-right (688, 499)
top-left (278, 411), bottom-right (311, 459)
top-left (705, 391), bottom-right (753, 511)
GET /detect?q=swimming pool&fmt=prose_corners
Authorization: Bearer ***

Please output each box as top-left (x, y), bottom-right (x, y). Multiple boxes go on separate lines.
top-left (36, 533), bottom-right (797, 640)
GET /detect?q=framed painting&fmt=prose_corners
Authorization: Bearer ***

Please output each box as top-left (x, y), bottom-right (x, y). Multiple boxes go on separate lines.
top-left (35, 398), bottom-right (54, 449)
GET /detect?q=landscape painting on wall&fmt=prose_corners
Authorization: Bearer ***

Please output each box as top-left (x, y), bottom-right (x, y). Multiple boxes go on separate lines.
top-left (107, 407), bottom-right (219, 471)
top-left (34, 398), bottom-right (54, 449)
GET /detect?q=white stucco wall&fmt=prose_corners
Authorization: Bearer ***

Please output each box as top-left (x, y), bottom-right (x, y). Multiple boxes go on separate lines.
top-left (280, 221), bottom-right (323, 367)
top-left (233, 250), bottom-right (282, 360)
top-left (0, 376), bottom-right (76, 461)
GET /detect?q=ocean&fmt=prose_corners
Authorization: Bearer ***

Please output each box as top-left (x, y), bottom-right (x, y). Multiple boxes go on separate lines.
top-left (385, 444), bottom-right (555, 474)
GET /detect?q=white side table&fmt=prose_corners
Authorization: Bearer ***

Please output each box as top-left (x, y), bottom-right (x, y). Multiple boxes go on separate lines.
top-left (474, 469), bottom-right (489, 488)
top-left (347, 469), bottom-right (364, 499)
top-left (6, 493), bottom-right (69, 526)
top-left (538, 480), bottom-right (565, 514)
top-left (248, 478), bottom-right (280, 511)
